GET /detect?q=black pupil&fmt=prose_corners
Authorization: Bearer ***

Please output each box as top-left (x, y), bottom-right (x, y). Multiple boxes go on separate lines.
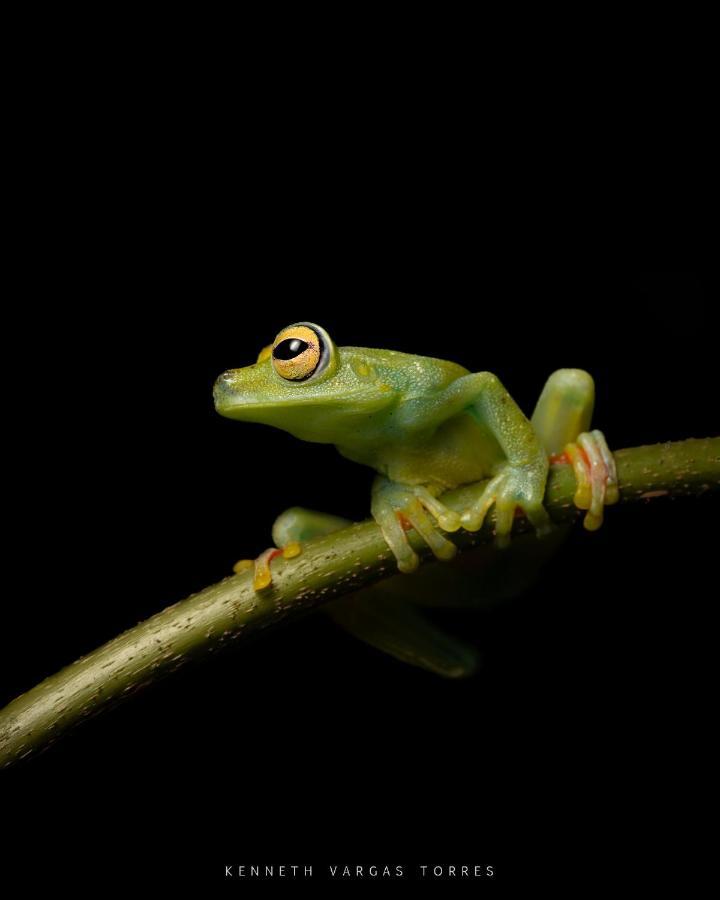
top-left (274, 338), bottom-right (309, 360)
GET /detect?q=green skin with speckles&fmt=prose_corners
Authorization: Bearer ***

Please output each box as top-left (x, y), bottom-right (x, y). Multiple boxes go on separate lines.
top-left (213, 322), bottom-right (616, 677)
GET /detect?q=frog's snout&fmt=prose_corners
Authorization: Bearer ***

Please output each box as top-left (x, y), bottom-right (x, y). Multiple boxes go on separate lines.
top-left (213, 370), bottom-right (237, 410)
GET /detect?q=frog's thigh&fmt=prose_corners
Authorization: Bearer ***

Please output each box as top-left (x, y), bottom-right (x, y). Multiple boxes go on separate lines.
top-left (327, 585), bottom-right (479, 679)
top-left (530, 369), bottom-right (595, 456)
top-left (271, 506), bottom-right (352, 545)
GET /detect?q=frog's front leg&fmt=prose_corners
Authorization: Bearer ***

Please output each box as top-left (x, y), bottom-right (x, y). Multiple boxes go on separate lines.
top-left (420, 372), bottom-right (553, 547)
top-left (233, 507), bottom-right (351, 591)
top-left (371, 477), bottom-right (461, 574)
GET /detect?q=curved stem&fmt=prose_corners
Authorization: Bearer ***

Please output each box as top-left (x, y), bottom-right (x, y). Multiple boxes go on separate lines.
top-left (1, 438), bottom-right (718, 768)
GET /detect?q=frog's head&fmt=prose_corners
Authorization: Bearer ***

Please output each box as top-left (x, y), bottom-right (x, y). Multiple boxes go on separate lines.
top-left (213, 322), bottom-right (398, 443)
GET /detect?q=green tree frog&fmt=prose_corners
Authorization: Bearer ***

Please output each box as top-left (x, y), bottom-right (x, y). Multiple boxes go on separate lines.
top-left (213, 322), bottom-right (618, 677)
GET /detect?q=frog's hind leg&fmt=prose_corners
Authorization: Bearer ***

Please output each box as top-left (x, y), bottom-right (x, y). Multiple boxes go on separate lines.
top-left (563, 432), bottom-right (619, 530)
top-left (233, 507), bottom-right (351, 591)
top-left (531, 368), bottom-right (595, 455)
top-left (276, 509), bottom-right (478, 677)
top-left (531, 369), bottom-right (618, 530)
top-left (327, 584), bottom-right (479, 678)
top-left (235, 506), bottom-right (478, 676)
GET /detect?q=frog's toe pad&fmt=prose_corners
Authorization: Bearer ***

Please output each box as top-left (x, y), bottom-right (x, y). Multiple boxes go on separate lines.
top-left (372, 480), bottom-right (459, 573)
top-left (282, 541), bottom-right (302, 559)
top-left (560, 430), bottom-right (618, 530)
top-left (459, 473), bottom-right (505, 533)
top-left (460, 471), bottom-right (552, 546)
top-left (233, 543), bottom-right (303, 592)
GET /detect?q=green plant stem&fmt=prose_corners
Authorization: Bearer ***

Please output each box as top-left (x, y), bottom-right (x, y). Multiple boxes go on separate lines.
top-left (1, 437), bottom-right (718, 768)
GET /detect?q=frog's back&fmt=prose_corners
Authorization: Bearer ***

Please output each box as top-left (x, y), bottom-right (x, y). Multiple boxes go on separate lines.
top-left (340, 346), bottom-right (469, 397)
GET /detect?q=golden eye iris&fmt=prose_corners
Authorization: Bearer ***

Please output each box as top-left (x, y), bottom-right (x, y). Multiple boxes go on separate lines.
top-left (271, 325), bottom-right (322, 380)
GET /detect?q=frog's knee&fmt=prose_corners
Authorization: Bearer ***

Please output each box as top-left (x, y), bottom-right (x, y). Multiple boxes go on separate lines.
top-left (532, 369), bottom-right (596, 454)
top-left (271, 507), bottom-right (351, 546)
top-left (271, 508), bottom-right (306, 547)
top-left (545, 368), bottom-right (595, 401)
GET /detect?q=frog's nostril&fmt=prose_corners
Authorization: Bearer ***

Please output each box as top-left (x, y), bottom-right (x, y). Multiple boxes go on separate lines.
top-left (213, 371), bottom-right (234, 401)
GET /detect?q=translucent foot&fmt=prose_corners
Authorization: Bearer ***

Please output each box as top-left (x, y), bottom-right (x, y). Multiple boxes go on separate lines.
top-left (372, 477), bottom-right (461, 574)
top-left (559, 430), bottom-right (619, 530)
top-left (233, 541), bottom-right (302, 591)
top-left (459, 461), bottom-right (552, 548)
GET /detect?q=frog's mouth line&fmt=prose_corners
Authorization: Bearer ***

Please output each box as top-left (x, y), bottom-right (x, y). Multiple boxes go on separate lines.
top-left (213, 392), bottom-right (389, 416)
top-left (212, 382), bottom-right (397, 422)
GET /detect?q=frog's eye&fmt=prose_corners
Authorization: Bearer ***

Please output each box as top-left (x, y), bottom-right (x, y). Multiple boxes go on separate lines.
top-left (271, 323), bottom-right (330, 381)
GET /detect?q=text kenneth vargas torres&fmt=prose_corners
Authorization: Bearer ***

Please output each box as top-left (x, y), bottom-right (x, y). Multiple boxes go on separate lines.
top-left (224, 864), bottom-right (494, 879)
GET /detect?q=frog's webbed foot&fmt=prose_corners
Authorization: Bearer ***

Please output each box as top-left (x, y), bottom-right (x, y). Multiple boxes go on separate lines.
top-left (554, 429), bottom-right (619, 530)
top-left (460, 462), bottom-right (553, 549)
top-left (233, 541), bottom-right (302, 592)
top-left (371, 476), bottom-right (461, 574)
top-left (233, 506), bottom-right (352, 592)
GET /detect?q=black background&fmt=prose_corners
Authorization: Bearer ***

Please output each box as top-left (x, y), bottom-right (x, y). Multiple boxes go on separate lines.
top-left (2, 50), bottom-right (717, 893)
